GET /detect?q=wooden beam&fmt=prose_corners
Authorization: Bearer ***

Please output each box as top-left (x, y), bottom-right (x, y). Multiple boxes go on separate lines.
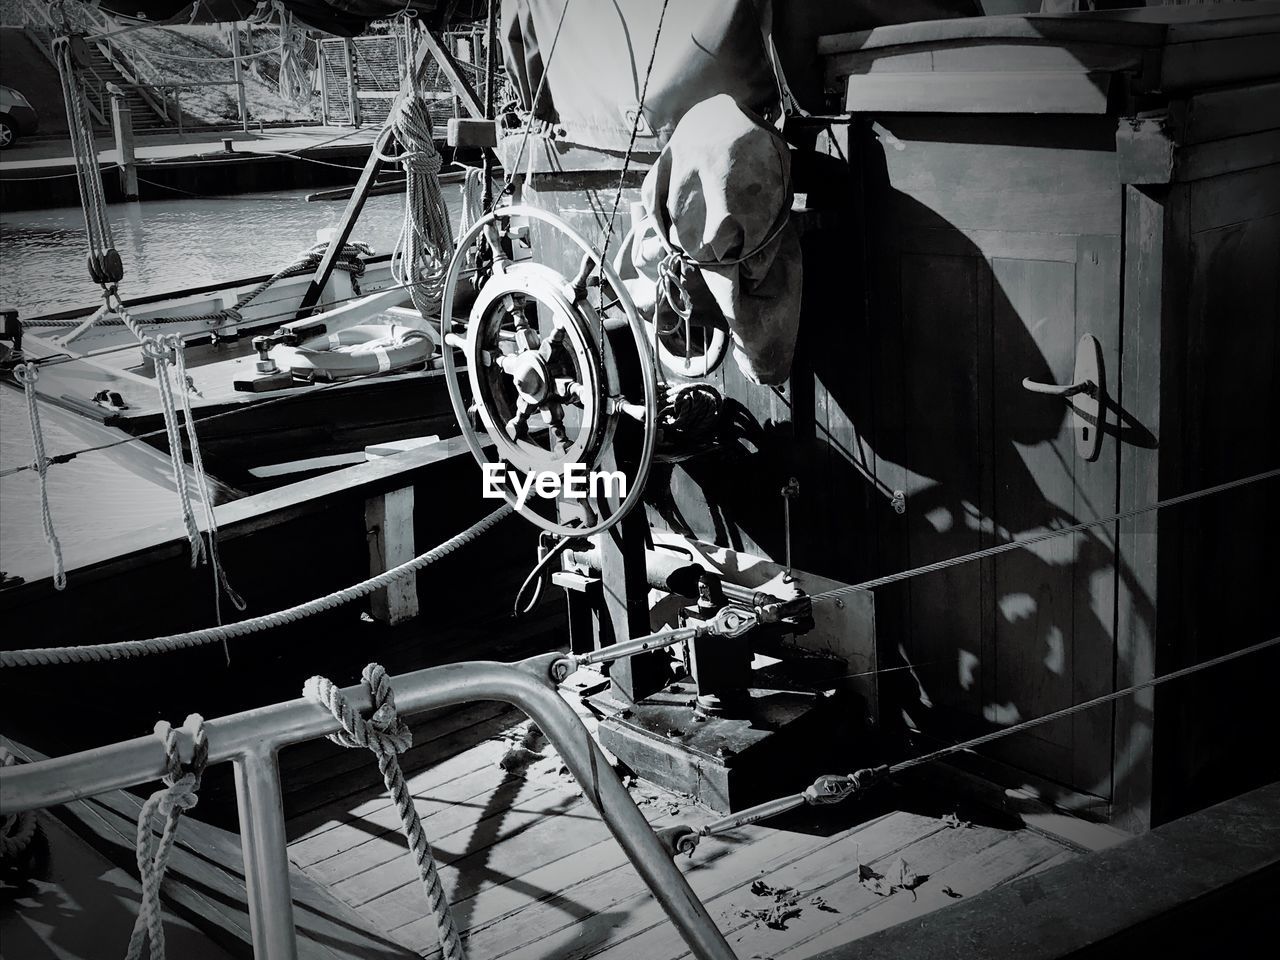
top-left (294, 134), bottom-right (386, 318)
top-left (366, 486), bottom-right (419, 625)
top-left (416, 27), bottom-right (484, 119)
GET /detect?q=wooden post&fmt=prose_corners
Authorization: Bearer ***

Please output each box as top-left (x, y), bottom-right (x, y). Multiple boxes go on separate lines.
top-left (231, 22), bottom-right (249, 133)
top-left (343, 38), bottom-right (360, 127)
top-left (107, 83), bottom-right (138, 201)
top-left (365, 487), bottom-right (419, 625)
top-left (317, 40), bottom-right (330, 125)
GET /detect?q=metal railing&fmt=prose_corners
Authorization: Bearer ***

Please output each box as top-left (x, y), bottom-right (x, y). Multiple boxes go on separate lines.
top-left (0, 652), bottom-right (737, 960)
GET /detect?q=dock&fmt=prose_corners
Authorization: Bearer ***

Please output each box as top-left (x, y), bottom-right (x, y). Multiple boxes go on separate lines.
top-left (0, 126), bottom-right (390, 209)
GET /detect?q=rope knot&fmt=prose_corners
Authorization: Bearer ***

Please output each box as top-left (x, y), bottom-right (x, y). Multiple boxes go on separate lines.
top-left (301, 663), bottom-right (464, 958)
top-left (657, 250), bottom-right (694, 322)
top-left (141, 337), bottom-right (175, 364)
top-left (13, 362), bottom-right (38, 385)
top-left (305, 663), bottom-right (413, 759)
top-left (126, 714), bottom-right (207, 960)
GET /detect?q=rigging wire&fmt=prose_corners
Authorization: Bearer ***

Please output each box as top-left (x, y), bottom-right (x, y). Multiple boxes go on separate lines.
top-left (597, 0), bottom-right (672, 285)
top-left (812, 466), bottom-right (1280, 603)
top-left (891, 634), bottom-right (1280, 775)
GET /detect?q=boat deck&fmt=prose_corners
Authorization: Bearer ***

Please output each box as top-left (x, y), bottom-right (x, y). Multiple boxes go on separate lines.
top-left (285, 699), bottom-right (1085, 960)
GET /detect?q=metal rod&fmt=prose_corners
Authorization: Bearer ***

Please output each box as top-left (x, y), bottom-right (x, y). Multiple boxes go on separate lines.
top-left (0, 653), bottom-right (737, 960)
top-left (234, 747), bottom-right (298, 960)
top-left (576, 625), bottom-right (699, 665)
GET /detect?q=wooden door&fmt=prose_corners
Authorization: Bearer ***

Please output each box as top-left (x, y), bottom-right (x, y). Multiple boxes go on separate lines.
top-left (855, 116), bottom-right (1123, 805)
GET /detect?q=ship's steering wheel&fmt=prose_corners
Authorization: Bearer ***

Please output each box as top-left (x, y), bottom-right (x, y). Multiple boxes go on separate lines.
top-left (440, 205), bottom-right (659, 538)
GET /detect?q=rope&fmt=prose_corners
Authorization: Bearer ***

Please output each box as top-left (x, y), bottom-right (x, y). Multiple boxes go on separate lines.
top-left (0, 748), bottom-right (37, 860)
top-left (0, 504), bottom-right (512, 668)
top-left (378, 95), bottom-right (454, 316)
top-left (656, 382), bottom-right (723, 449)
top-left (304, 664), bottom-right (465, 960)
top-left (458, 166), bottom-right (487, 238)
top-left (889, 634), bottom-right (1280, 776)
top-left (50, 35), bottom-right (238, 611)
top-left (171, 341), bottom-right (246, 636)
top-left (125, 715), bottom-right (208, 960)
top-left (53, 37), bottom-right (118, 286)
top-left (13, 363), bottom-right (66, 590)
top-left (22, 247), bottom-right (367, 330)
top-left (812, 466), bottom-right (1280, 603)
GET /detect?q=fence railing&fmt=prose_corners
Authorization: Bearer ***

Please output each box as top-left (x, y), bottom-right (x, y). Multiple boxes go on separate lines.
top-left (0, 651), bottom-right (736, 960)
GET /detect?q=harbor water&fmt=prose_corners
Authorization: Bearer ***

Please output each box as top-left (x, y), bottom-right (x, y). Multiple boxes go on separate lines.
top-left (0, 186), bottom-right (461, 582)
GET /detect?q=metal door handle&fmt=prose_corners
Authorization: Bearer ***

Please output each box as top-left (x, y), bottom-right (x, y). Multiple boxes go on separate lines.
top-left (1021, 377), bottom-right (1096, 399)
top-left (1021, 333), bottom-right (1106, 462)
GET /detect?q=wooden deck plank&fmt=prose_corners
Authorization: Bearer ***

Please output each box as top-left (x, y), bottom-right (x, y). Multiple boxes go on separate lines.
top-left (289, 744), bottom-right (524, 867)
top-left (492, 810), bottom-right (943, 960)
top-left (402, 801), bottom-right (711, 956)
top-left (353, 789), bottom-right (598, 927)
top-left (308, 777), bottom-right (565, 887)
top-left (584, 813), bottom-right (1000, 960)
top-left (778, 831), bottom-right (1067, 958)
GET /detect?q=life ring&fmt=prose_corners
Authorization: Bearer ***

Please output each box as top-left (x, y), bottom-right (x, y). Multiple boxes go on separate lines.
top-left (271, 323), bottom-right (436, 382)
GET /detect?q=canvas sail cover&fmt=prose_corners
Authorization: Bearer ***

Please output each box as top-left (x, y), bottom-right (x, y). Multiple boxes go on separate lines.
top-left (501, 0), bottom-right (782, 152)
top-left (634, 94), bottom-right (802, 385)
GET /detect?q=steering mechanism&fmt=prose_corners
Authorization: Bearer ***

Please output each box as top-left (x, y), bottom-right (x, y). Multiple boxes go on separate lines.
top-left (440, 205), bottom-right (659, 537)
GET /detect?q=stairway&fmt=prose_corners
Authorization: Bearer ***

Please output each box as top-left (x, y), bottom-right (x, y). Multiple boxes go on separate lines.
top-left (23, 25), bottom-right (176, 133)
top-left (79, 42), bottom-right (173, 131)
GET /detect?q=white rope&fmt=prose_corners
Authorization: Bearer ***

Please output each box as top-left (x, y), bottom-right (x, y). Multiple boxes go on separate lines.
top-left (13, 363), bottom-right (66, 591)
top-left (54, 38), bottom-right (116, 277)
top-left (52, 42), bottom-right (244, 618)
top-left (458, 166), bottom-right (487, 237)
top-left (0, 504), bottom-right (513, 668)
top-left (304, 665), bottom-right (466, 960)
top-left (379, 93), bottom-right (454, 316)
top-left (172, 342), bottom-right (246, 627)
top-left (124, 715), bottom-right (207, 960)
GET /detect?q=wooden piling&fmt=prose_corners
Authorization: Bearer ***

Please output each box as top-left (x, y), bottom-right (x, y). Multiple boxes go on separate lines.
top-left (231, 22), bottom-right (249, 134)
top-left (365, 487), bottom-right (418, 625)
top-left (107, 83), bottom-right (138, 201)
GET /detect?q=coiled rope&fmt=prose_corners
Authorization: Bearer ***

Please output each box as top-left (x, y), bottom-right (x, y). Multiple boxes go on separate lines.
top-left (13, 363), bottom-right (66, 590)
top-left (125, 715), bottom-right (208, 960)
top-left (0, 747), bottom-right (37, 860)
top-left (0, 504), bottom-right (513, 668)
top-left (656, 382), bottom-right (723, 449)
top-left (378, 94), bottom-right (454, 317)
top-left (304, 664), bottom-right (465, 960)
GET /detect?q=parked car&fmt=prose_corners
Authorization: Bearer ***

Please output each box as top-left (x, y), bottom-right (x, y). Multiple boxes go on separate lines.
top-left (0, 85), bottom-right (39, 148)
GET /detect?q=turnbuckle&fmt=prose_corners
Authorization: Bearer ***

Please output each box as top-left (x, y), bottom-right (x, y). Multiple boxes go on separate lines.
top-left (661, 765), bottom-right (890, 858)
top-left (573, 605), bottom-right (760, 668)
